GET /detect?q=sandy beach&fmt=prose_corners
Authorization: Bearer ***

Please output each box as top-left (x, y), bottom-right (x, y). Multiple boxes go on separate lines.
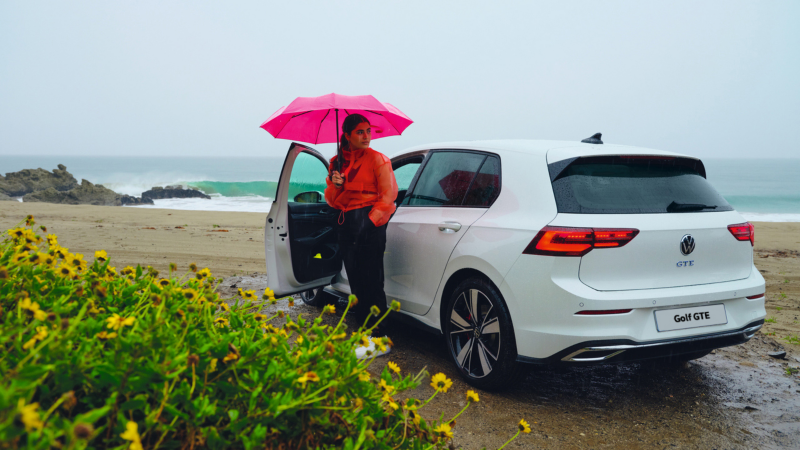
top-left (2, 202), bottom-right (799, 344)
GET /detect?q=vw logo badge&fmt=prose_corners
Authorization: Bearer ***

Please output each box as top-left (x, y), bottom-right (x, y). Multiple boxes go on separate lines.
top-left (680, 234), bottom-right (695, 256)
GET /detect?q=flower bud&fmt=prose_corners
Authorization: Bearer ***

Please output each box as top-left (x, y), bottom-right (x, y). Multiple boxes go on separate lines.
top-left (73, 423), bottom-right (93, 439)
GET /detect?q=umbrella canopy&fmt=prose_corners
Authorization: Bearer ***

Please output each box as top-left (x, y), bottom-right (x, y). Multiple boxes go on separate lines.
top-left (260, 93), bottom-right (413, 145)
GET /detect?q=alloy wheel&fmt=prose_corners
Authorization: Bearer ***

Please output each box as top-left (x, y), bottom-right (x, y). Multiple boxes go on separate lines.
top-left (448, 288), bottom-right (501, 379)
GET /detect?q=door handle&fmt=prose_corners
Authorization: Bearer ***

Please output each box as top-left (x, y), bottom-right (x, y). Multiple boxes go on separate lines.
top-left (438, 222), bottom-right (462, 233)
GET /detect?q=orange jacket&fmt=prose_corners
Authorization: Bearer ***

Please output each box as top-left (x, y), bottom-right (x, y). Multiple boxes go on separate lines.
top-left (325, 147), bottom-right (398, 227)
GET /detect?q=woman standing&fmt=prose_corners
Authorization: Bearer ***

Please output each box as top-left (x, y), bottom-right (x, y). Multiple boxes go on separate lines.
top-left (325, 114), bottom-right (398, 328)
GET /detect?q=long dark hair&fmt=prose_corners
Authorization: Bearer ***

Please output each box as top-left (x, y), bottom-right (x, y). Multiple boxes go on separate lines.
top-left (339, 114), bottom-right (370, 152)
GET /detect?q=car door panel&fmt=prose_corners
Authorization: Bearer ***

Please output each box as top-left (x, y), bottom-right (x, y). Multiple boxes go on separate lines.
top-left (264, 143), bottom-right (342, 296)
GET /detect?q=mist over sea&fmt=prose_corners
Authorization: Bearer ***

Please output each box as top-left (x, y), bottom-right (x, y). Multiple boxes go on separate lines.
top-left (2, 155), bottom-right (799, 222)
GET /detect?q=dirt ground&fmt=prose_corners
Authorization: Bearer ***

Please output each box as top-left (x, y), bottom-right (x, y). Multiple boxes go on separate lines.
top-left (4, 206), bottom-right (799, 448)
top-left (220, 267), bottom-right (800, 450)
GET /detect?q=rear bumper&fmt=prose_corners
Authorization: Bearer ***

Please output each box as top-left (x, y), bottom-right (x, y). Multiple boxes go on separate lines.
top-left (517, 320), bottom-right (763, 364)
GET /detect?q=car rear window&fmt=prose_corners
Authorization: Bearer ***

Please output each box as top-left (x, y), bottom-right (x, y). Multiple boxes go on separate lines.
top-left (549, 156), bottom-right (733, 214)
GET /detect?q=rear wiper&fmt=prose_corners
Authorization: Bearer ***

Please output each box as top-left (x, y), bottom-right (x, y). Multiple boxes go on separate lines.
top-left (666, 201), bottom-right (718, 212)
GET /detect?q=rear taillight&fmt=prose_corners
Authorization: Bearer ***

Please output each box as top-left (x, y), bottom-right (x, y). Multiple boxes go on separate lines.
top-left (746, 293), bottom-right (764, 300)
top-left (728, 222), bottom-right (754, 246)
top-left (523, 227), bottom-right (640, 257)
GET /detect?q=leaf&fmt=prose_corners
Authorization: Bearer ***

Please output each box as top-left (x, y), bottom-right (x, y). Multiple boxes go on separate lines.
top-left (228, 409), bottom-right (239, 421)
top-left (74, 405), bottom-right (112, 425)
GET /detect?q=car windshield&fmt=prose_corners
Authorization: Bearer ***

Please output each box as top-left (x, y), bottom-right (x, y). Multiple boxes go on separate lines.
top-left (550, 155), bottom-right (733, 214)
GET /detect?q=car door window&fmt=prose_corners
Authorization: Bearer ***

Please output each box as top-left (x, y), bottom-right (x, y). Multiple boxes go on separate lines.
top-left (287, 152), bottom-right (328, 203)
top-left (394, 162), bottom-right (421, 191)
top-left (405, 151), bottom-right (485, 206)
top-left (462, 155), bottom-right (500, 207)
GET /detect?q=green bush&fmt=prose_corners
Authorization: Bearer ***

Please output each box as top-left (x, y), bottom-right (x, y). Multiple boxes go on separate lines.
top-left (0, 216), bottom-right (526, 449)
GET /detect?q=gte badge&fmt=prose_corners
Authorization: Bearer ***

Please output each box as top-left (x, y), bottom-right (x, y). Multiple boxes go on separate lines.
top-left (680, 234), bottom-right (695, 256)
top-left (677, 260), bottom-right (694, 267)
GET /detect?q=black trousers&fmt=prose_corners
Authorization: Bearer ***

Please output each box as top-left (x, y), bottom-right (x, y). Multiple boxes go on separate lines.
top-left (336, 206), bottom-right (387, 327)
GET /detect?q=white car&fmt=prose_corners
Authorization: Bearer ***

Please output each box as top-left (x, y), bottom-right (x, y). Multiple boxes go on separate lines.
top-left (264, 136), bottom-right (766, 389)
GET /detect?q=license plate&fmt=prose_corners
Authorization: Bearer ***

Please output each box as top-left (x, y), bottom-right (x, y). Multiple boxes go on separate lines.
top-left (654, 304), bottom-right (727, 332)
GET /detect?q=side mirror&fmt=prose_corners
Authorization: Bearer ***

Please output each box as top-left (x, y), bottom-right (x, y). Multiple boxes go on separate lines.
top-left (293, 191), bottom-right (324, 203)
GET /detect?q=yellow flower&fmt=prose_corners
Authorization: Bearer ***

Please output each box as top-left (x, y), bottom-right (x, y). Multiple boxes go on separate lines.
top-left (223, 352), bottom-right (239, 363)
top-left (106, 314), bottom-right (135, 331)
top-left (27, 252), bottom-right (44, 264)
top-left (208, 358), bottom-right (218, 372)
top-left (324, 304), bottom-right (336, 315)
top-left (296, 335), bottom-right (304, 345)
top-left (9, 227), bottom-right (26, 239)
top-left (120, 266), bottom-right (135, 276)
top-left (182, 288), bottom-right (199, 302)
top-left (331, 332), bottom-right (346, 340)
top-left (23, 326), bottom-right (49, 350)
top-left (67, 253), bottom-right (87, 271)
top-left (189, 262), bottom-right (198, 272)
top-left (263, 287), bottom-right (275, 300)
top-left (157, 278), bottom-right (170, 288)
top-left (297, 371), bottom-right (320, 387)
top-left (387, 361), bottom-right (401, 374)
top-left (17, 399), bottom-right (44, 432)
top-left (196, 268), bottom-right (212, 279)
top-left (55, 247), bottom-right (69, 259)
top-left (214, 317), bottom-right (229, 327)
top-left (382, 393), bottom-right (399, 410)
top-left (12, 252), bottom-right (29, 265)
top-left (96, 331), bottom-right (118, 340)
top-left (378, 379), bottom-right (395, 395)
top-left (433, 422), bottom-right (454, 440)
top-left (42, 254), bottom-right (57, 266)
top-left (241, 289), bottom-right (257, 301)
top-left (25, 214), bottom-right (35, 226)
top-left (120, 421), bottom-right (143, 450)
top-left (372, 337), bottom-right (387, 353)
top-left (518, 419), bottom-right (531, 433)
top-left (359, 335), bottom-right (371, 348)
top-left (430, 373), bottom-right (453, 393)
top-left (20, 297), bottom-right (47, 321)
top-left (56, 263), bottom-right (77, 279)
top-left (466, 390), bottom-right (480, 403)
top-left (409, 410), bottom-right (421, 425)
top-left (358, 371), bottom-right (370, 382)
top-left (219, 302), bottom-right (230, 312)
top-left (47, 234), bottom-right (58, 247)
top-left (287, 298), bottom-right (295, 307)
top-left (94, 250), bottom-right (108, 262)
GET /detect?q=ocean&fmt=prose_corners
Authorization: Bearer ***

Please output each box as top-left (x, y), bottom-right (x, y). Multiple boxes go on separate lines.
top-left (2, 155), bottom-right (799, 222)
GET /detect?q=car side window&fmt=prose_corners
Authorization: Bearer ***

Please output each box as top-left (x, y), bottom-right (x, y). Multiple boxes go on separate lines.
top-left (287, 152), bottom-right (328, 203)
top-left (393, 161), bottom-right (421, 192)
top-left (462, 155), bottom-right (500, 207)
top-left (405, 151), bottom-right (486, 206)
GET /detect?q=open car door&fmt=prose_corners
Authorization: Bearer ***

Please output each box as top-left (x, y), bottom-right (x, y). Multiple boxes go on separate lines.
top-left (264, 143), bottom-right (342, 296)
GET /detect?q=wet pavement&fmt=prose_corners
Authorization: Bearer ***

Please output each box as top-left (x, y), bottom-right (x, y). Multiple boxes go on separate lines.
top-left (221, 274), bottom-right (800, 449)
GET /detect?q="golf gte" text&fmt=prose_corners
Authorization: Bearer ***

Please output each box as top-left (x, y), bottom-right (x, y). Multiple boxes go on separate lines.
top-left (676, 260), bottom-right (694, 267)
top-left (674, 311), bottom-right (711, 323)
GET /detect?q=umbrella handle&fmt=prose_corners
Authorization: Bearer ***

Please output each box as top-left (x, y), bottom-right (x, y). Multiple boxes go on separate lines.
top-left (336, 109), bottom-right (342, 174)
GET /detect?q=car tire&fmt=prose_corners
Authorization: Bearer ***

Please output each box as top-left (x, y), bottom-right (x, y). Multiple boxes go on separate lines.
top-left (299, 287), bottom-right (335, 307)
top-left (443, 277), bottom-right (521, 390)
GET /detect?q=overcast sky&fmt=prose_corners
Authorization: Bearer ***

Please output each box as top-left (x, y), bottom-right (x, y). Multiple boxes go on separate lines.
top-left (1, 1), bottom-right (798, 160)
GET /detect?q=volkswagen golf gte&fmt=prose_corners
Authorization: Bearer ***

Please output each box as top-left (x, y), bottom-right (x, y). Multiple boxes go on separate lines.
top-left (264, 137), bottom-right (766, 389)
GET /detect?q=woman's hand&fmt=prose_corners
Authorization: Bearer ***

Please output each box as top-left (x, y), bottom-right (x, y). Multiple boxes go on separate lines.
top-left (331, 171), bottom-right (344, 188)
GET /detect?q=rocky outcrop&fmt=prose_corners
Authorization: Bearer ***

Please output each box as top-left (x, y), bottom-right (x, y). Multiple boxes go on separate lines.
top-left (0, 192), bottom-right (16, 201)
top-left (142, 185), bottom-right (210, 201)
top-left (0, 164), bottom-right (78, 197)
top-left (22, 179), bottom-right (154, 206)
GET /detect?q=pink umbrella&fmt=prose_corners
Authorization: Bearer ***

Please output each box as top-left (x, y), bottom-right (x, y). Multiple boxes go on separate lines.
top-left (260, 93), bottom-right (413, 172)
